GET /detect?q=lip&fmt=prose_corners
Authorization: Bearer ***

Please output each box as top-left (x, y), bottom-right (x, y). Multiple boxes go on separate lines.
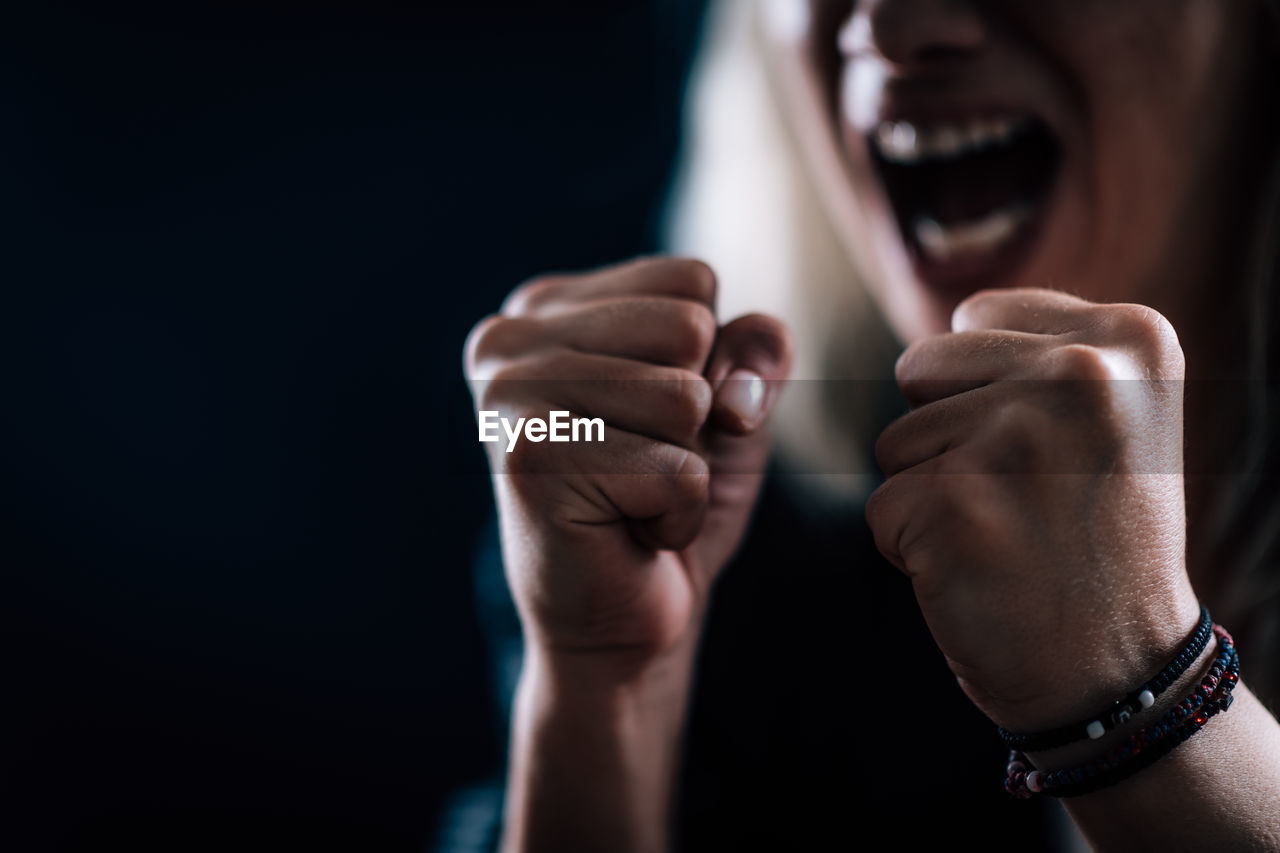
top-left (860, 105), bottom-right (1063, 296)
top-left (853, 84), bottom-right (1059, 138)
top-left (903, 179), bottom-right (1056, 294)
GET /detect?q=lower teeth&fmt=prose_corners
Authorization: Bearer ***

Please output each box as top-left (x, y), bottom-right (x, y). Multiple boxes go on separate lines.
top-left (913, 204), bottom-right (1031, 262)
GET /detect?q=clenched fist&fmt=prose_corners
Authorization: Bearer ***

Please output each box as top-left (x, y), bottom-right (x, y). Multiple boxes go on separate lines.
top-left (464, 257), bottom-right (792, 666)
top-left (867, 288), bottom-right (1201, 732)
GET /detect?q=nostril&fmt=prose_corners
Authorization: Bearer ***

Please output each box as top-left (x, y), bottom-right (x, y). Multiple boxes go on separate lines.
top-left (914, 43), bottom-right (978, 63)
top-left (860, 0), bottom-right (987, 67)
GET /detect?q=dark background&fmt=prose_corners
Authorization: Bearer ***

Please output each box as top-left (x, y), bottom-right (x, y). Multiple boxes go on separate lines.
top-left (1, 2), bottom-right (708, 849)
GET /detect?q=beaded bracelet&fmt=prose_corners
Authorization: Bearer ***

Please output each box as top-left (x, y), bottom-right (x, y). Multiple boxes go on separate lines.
top-left (998, 606), bottom-right (1213, 752)
top-left (1004, 624), bottom-right (1239, 799)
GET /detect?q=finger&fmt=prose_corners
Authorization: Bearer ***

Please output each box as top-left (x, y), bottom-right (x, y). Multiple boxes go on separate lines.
top-left (627, 453), bottom-right (711, 552)
top-left (502, 257), bottom-right (717, 316)
top-left (498, 423), bottom-right (709, 552)
top-left (703, 314), bottom-right (794, 435)
top-left (863, 453), bottom-right (949, 574)
top-left (469, 297), bottom-right (717, 374)
top-left (479, 351), bottom-right (713, 449)
top-left (952, 288), bottom-right (1102, 336)
top-left (585, 435), bottom-right (709, 553)
top-left (681, 314), bottom-right (792, 573)
top-left (875, 386), bottom-right (996, 476)
top-left (895, 329), bottom-right (1052, 408)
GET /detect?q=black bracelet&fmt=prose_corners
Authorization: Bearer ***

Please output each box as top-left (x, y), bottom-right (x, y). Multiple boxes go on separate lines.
top-left (1005, 624), bottom-right (1239, 799)
top-left (997, 606), bottom-right (1213, 753)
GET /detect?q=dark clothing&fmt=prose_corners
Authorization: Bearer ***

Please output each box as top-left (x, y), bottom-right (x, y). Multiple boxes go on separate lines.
top-left (678, 473), bottom-right (1059, 848)
top-left (457, 472), bottom-right (1062, 850)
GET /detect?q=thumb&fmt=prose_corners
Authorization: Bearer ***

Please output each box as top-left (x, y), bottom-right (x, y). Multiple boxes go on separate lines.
top-left (683, 314), bottom-right (791, 576)
top-left (705, 313), bottom-right (793, 436)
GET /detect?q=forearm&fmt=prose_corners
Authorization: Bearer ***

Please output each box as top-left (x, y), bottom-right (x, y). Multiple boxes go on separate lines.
top-left (1059, 683), bottom-right (1280, 850)
top-left (500, 640), bottom-right (699, 853)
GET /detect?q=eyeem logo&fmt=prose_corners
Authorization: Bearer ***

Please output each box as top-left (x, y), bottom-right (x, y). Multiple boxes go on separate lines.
top-left (478, 410), bottom-right (605, 453)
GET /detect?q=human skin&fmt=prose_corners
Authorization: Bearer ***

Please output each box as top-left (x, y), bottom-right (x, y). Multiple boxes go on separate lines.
top-left (465, 0), bottom-right (1280, 850)
top-left (465, 258), bottom-right (791, 851)
top-left (833, 0), bottom-right (1271, 348)
top-left (836, 0), bottom-right (1280, 845)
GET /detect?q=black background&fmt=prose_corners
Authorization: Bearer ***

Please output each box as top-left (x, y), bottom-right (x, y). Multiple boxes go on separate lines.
top-left (2, 2), bottom-right (707, 849)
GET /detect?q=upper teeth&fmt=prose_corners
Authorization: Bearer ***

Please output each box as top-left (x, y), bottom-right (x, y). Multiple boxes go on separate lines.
top-left (874, 116), bottom-right (1031, 165)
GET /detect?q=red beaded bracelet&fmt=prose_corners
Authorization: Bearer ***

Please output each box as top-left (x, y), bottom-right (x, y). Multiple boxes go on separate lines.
top-left (1004, 624), bottom-right (1239, 799)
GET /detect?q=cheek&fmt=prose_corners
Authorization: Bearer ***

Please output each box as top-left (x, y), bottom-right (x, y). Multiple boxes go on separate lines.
top-left (1077, 30), bottom-right (1241, 304)
top-left (991, 0), bottom-right (1228, 300)
top-left (1085, 138), bottom-right (1184, 303)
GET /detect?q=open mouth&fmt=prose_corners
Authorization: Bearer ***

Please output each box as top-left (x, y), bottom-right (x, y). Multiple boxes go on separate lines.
top-left (870, 114), bottom-right (1062, 289)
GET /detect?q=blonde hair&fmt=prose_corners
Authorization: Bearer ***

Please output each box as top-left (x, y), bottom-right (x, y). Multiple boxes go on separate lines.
top-left (665, 0), bottom-right (898, 504)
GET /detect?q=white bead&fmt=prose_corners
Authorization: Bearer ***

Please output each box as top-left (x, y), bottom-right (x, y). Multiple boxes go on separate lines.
top-left (1087, 720), bottom-right (1106, 740)
top-left (1026, 770), bottom-right (1044, 793)
top-left (1138, 689), bottom-right (1155, 709)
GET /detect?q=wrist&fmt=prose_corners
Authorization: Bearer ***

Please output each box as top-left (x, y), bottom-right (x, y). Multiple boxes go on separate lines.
top-left (986, 589), bottom-right (1202, 733)
top-left (522, 629), bottom-right (703, 727)
top-left (1022, 616), bottom-right (1218, 770)
top-left (503, 635), bottom-right (701, 853)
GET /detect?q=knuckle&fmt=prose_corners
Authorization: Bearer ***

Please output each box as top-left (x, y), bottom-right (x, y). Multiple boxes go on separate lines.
top-left (989, 399), bottom-right (1039, 439)
top-left (670, 450), bottom-right (711, 503)
top-left (664, 375), bottom-right (713, 438)
top-left (918, 467), bottom-right (979, 529)
top-left (1105, 304), bottom-right (1185, 366)
top-left (502, 273), bottom-right (566, 315)
top-left (930, 449), bottom-right (967, 478)
top-left (874, 419), bottom-right (905, 474)
top-left (894, 341), bottom-right (924, 384)
top-left (1052, 342), bottom-right (1113, 381)
top-left (612, 256), bottom-right (717, 304)
top-left (464, 314), bottom-right (532, 372)
top-left (670, 302), bottom-right (717, 364)
top-left (864, 478), bottom-right (896, 532)
top-left (865, 478), bottom-right (914, 568)
top-left (1110, 303), bottom-right (1168, 337)
top-left (463, 314), bottom-right (504, 373)
top-left (982, 403), bottom-right (1044, 473)
top-left (1135, 307), bottom-right (1184, 371)
top-left (951, 288), bottom-right (1001, 326)
top-left (661, 257), bottom-right (718, 305)
top-left (480, 361), bottom-right (537, 409)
